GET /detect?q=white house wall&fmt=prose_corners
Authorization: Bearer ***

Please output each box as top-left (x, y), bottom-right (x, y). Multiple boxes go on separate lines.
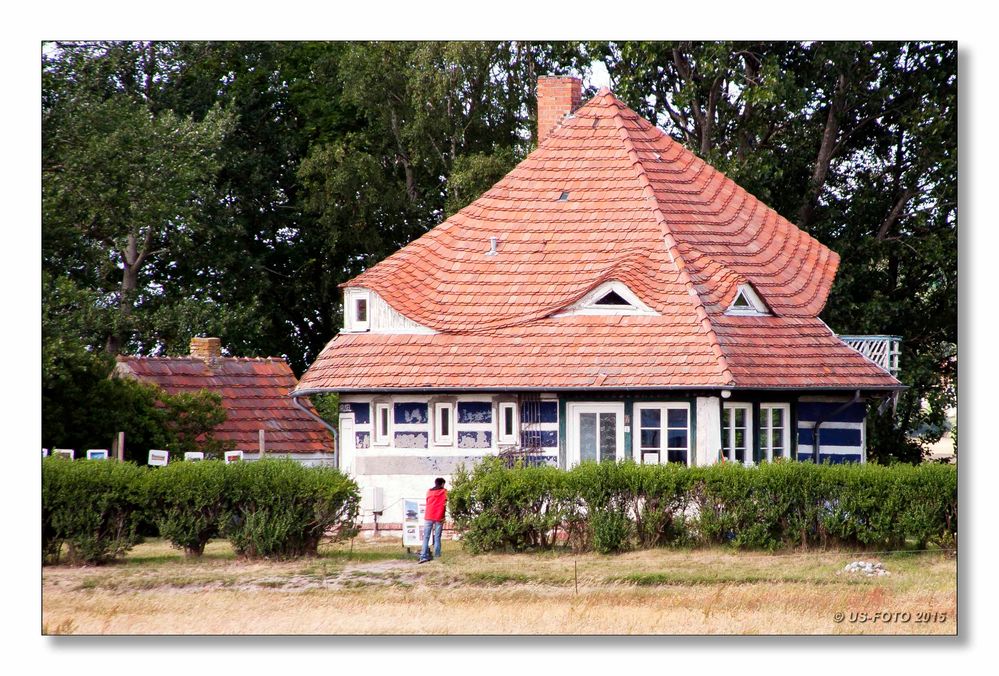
top-left (239, 452), bottom-right (336, 467)
top-left (695, 396), bottom-right (722, 465)
top-left (340, 394), bottom-right (559, 524)
top-left (343, 287), bottom-right (434, 333)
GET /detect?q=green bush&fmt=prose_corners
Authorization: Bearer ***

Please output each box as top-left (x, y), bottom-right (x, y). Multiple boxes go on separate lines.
top-left (145, 460), bottom-right (228, 556)
top-left (449, 459), bottom-right (958, 553)
top-left (589, 510), bottom-right (632, 554)
top-left (222, 460), bottom-right (360, 558)
top-left (449, 458), bottom-right (573, 553)
top-left (42, 457), bottom-right (148, 565)
top-left (43, 457), bottom-right (362, 564)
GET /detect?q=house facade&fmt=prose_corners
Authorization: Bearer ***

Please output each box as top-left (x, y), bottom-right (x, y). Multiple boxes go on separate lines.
top-left (295, 77), bottom-right (902, 527)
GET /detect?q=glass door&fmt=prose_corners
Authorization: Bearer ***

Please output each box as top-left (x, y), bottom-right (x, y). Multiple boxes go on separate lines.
top-left (722, 403), bottom-right (752, 465)
top-left (567, 403), bottom-right (625, 467)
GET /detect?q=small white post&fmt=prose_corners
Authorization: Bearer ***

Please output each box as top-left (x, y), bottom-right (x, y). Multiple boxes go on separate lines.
top-left (259, 429), bottom-right (266, 456)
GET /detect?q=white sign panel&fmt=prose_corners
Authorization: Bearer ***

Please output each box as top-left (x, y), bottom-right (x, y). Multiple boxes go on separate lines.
top-left (86, 449), bottom-right (109, 460)
top-left (148, 449), bottom-right (170, 466)
top-left (53, 449), bottom-right (74, 460)
top-left (42, 448), bottom-right (49, 457)
top-left (224, 450), bottom-right (244, 464)
top-left (402, 497), bottom-right (427, 548)
top-left (184, 452), bottom-right (205, 462)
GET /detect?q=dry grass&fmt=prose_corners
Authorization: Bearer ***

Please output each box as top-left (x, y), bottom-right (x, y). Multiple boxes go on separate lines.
top-left (41, 537), bottom-right (956, 635)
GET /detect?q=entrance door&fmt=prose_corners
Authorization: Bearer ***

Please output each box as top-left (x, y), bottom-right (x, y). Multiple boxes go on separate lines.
top-left (567, 403), bottom-right (625, 468)
top-left (339, 413), bottom-right (356, 475)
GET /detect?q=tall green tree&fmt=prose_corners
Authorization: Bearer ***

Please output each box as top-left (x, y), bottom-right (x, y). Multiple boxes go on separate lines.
top-left (593, 41), bottom-right (957, 461)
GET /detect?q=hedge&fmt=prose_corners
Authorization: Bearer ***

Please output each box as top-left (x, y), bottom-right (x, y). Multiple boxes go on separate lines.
top-left (449, 458), bottom-right (957, 553)
top-left (43, 458), bottom-right (360, 565)
top-left (42, 457), bottom-right (148, 565)
top-left (222, 460), bottom-right (360, 558)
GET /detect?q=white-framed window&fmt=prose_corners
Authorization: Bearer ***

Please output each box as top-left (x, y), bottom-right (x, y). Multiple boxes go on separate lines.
top-left (722, 403), bottom-right (753, 465)
top-left (498, 401), bottom-right (518, 446)
top-left (433, 402), bottom-right (454, 446)
top-left (725, 284), bottom-right (770, 316)
top-left (634, 403), bottom-right (691, 466)
top-left (373, 402), bottom-right (391, 445)
top-left (344, 288), bottom-right (371, 332)
top-left (557, 281), bottom-right (658, 316)
top-left (760, 403), bottom-right (791, 461)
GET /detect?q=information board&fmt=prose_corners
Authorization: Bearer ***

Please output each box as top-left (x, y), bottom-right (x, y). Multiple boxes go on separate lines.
top-left (402, 497), bottom-right (427, 547)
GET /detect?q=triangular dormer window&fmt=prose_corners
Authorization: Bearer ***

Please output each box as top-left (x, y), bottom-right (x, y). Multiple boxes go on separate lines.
top-left (725, 284), bottom-right (770, 316)
top-left (593, 290), bottom-right (631, 307)
top-left (555, 281), bottom-right (659, 317)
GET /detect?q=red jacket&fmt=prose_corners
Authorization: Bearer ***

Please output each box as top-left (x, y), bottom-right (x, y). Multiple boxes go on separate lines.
top-left (425, 487), bottom-right (447, 522)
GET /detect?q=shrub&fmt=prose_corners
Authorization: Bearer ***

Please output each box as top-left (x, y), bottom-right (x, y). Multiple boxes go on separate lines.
top-left (449, 457), bottom-right (572, 553)
top-left (589, 509), bottom-right (632, 554)
top-left (222, 460), bottom-right (360, 558)
top-left (145, 460), bottom-right (229, 556)
top-left (42, 457), bottom-right (148, 565)
top-left (450, 459), bottom-right (957, 553)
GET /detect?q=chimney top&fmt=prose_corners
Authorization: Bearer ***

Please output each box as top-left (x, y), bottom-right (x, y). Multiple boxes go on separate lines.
top-left (537, 76), bottom-right (582, 144)
top-left (190, 337), bottom-right (222, 363)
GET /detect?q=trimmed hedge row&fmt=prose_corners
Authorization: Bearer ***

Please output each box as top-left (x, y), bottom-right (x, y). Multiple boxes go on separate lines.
top-left (448, 458), bottom-right (957, 553)
top-left (43, 458), bottom-right (360, 565)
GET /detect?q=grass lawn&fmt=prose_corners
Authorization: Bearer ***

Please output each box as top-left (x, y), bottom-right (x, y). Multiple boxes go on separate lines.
top-left (41, 536), bottom-right (956, 635)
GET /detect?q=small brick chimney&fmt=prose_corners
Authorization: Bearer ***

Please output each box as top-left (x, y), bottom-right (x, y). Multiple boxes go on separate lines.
top-left (190, 337), bottom-right (222, 362)
top-left (537, 76), bottom-right (582, 144)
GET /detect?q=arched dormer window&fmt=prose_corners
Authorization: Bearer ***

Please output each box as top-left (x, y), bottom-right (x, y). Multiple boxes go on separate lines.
top-left (725, 284), bottom-right (770, 316)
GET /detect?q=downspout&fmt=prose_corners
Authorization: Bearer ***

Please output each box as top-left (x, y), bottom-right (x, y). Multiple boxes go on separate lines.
top-left (812, 389), bottom-right (861, 463)
top-left (291, 393), bottom-right (339, 468)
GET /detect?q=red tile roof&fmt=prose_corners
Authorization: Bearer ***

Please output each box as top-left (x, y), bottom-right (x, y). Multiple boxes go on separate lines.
top-left (298, 89), bottom-right (901, 393)
top-left (116, 356), bottom-right (333, 454)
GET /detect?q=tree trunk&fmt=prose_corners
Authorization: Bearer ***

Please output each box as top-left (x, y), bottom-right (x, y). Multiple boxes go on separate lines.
top-left (797, 74), bottom-right (847, 230)
top-left (105, 230), bottom-right (147, 354)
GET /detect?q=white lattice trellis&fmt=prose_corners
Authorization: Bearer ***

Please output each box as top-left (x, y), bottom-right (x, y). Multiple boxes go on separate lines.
top-left (838, 335), bottom-right (901, 377)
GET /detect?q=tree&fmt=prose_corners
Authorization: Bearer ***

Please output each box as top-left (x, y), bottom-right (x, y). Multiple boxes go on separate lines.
top-left (594, 41), bottom-right (957, 461)
top-left (43, 64), bottom-right (233, 353)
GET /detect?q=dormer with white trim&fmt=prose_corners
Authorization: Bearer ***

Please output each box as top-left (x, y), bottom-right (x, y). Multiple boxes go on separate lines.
top-left (555, 280), bottom-right (659, 317)
top-left (724, 283), bottom-right (771, 316)
top-left (342, 287), bottom-right (436, 334)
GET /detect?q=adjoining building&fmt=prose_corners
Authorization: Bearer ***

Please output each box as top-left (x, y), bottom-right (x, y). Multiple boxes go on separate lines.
top-left (115, 337), bottom-right (335, 464)
top-left (295, 77), bottom-right (903, 527)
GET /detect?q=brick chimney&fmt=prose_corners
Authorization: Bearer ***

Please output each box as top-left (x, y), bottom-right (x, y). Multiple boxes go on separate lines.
top-left (537, 76), bottom-right (582, 144)
top-left (190, 337), bottom-right (222, 362)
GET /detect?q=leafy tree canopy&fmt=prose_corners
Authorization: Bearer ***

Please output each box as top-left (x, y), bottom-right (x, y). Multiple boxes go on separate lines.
top-left (42, 41), bottom-right (956, 462)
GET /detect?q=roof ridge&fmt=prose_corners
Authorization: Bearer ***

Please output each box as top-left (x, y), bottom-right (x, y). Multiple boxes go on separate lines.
top-left (608, 100), bottom-right (735, 386)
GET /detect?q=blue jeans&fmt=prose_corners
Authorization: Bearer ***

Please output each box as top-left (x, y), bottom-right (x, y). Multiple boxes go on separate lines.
top-left (420, 520), bottom-right (443, 560)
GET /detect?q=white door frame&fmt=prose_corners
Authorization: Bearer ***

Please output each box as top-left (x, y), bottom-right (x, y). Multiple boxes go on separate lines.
top-left (565, 402), bottom-right (625, 468)
top-left (339, 413), bottom-right (356, 475)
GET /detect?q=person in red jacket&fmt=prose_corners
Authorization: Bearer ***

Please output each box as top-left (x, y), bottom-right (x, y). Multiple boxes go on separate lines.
top-left (419, 477), bottom-right (447, 563)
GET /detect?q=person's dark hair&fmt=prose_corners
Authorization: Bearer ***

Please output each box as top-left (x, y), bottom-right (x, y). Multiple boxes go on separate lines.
top-left (434, 477), bottom-right (445, 488)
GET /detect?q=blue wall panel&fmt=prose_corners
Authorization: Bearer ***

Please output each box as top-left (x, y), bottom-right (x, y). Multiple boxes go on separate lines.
top-left (798, 427), bottom-right (862, 447)
top-left (521, 401), bottom-right (559, 423)
top-left (521, 430), bottom-right (559, 448)
top-left (340, 402), bottom-right (370, 425)
top-left (797, 402), bottom-right (866, 424)
top-left (394, 402), bottom-right (428, 425)
top-left (355, 431), bottom-right (370, 449)
top-left (458, 402), bottom-right (492, 424)
top-left (458, 430), bottom-right (492, 448)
